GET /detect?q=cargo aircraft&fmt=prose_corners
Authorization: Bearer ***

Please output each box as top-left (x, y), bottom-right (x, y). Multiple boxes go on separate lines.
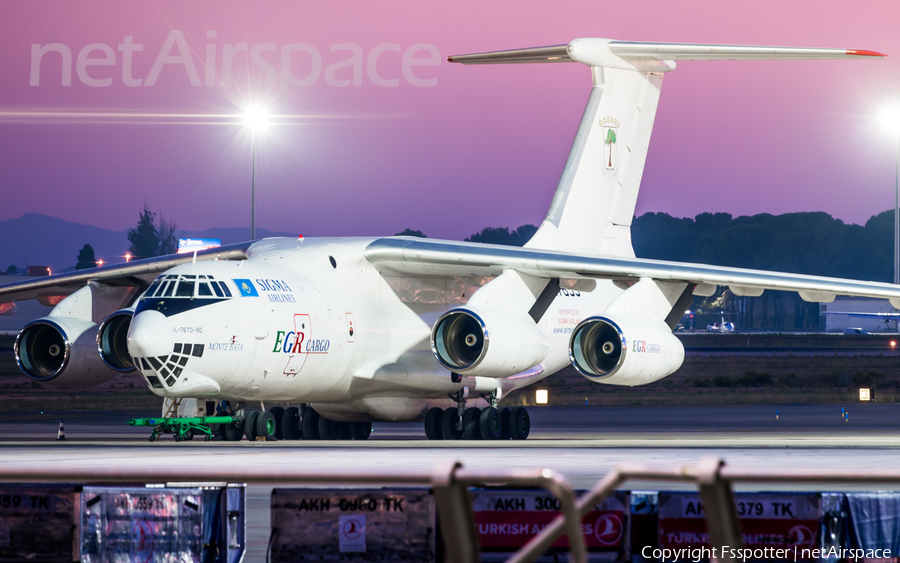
top-left (1, 38), bottom-right (894, 441)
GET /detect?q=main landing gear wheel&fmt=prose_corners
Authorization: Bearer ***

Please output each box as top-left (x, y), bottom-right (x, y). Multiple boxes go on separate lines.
top-left (223, 421), bottom-right (244, 441)
top-left (424, 407), bottom-right (443, 440)
top-left (318, 416), bottom-right (343, 440)
top-left (440, 407), bottom-right (462, 440)
top-left (510, 407), bottom-right (530, 440)
top-left (257, 411), bottom-right (277, 441)
top-left (350, 421), bottom-right (371, 440)
top-left (282, 407), bottom-right (302, 440)
top-left (500, 407), bottom-right (513, 440)
top-left (268, 406), bottom-right (285, 440)
top-left (302, 409), bottom-right (321, 440)
top-left (479, 407), bottom-right (502, 440)
top-left (245, 411), bottom-right (261, 441)
top-left (462, 407), bottom-right (482, 440)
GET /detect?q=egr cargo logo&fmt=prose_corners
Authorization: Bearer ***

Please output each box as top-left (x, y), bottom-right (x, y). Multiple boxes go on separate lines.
top-left (233, 279), bottom-right (258, 297)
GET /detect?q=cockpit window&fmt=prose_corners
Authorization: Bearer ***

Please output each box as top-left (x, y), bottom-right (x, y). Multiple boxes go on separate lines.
top-left (197, 282), bottom-right (212, 297)
top-left (175, 280), bottom-right (195, 297)
top-left (210, 282), bottom-right (223, 297)
top-left (161, 281), bottom-right (176, 297)
top-left (218, 281), bottom-right (232, 297)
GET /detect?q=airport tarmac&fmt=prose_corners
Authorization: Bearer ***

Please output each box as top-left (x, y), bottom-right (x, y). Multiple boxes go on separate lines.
top-left (2, 404), bottom-right (900, 560)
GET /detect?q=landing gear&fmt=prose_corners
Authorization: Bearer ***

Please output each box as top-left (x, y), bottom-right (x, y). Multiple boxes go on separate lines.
top-left (268, 406), bottom-right (285, 440)
top-left (424, 400), bottom-right (529, 440)
top-left (282, 407), bottom-right (302, 440)
top-left (256, 410), bottom-right (277, 441)
top-left (350, 421), bottom-right (371, 440)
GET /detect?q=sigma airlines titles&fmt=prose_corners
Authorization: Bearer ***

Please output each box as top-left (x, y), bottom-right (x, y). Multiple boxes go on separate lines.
top-left (641, 546), bottom-right (891, 562)
top-left (29, 30), bottom-right (440, 89)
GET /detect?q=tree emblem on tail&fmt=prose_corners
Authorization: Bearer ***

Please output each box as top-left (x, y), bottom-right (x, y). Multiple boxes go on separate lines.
top-left (604, 129), bottom-right (617, 167)
top-left (600, 117), bottom-right (620, 174)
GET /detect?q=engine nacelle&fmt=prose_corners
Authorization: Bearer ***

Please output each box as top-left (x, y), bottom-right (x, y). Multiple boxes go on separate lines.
top-left (431, 306), bottom-right (548, 378)
top-left (568, 315), bottom-right (684, 386)
top-left (97, 308), bottom-right (135, 373)
top-left (14, 317), bottom-right (122, 387)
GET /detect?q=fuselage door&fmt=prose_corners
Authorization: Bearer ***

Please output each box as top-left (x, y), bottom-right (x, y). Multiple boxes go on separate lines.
top-left (283, 314), bottom-right (311, 375)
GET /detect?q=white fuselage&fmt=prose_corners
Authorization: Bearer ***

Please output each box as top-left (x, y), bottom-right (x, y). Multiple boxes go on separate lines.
top-left (126, 237), bottom-right (623, 421)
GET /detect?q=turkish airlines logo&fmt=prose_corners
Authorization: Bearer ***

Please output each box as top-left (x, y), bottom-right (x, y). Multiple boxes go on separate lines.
top-left (593, 513), bottom-right (623, 546)
top-left (788, 524), bottom-right (815, 549)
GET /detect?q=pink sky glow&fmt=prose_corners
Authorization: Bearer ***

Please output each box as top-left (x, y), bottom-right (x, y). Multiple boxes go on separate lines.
top-left (1, 0), bottom-right (899, 239)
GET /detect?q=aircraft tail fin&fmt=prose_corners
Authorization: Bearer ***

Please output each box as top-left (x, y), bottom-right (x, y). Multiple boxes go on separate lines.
top-left (449, 40), bottom-right (884, 257)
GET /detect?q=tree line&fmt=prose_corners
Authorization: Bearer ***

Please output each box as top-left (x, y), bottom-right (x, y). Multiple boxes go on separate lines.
top-left (400, 210), bottom-right (895, 283)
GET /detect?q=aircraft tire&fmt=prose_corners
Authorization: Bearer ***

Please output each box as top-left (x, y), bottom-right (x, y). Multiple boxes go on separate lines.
top-left (338, 422), bottom-right (353, 440)
top-left (257, 411), bottom-right (277, 441)
top-left (302, 409), bottom-right (320, 440)
top-left (269, 406), bottom-right (285, 439)
top-left (510, 407), bottom-right (530, 440)
top-left (318, 415), bottom-right (343, 440)
top-left (183, 428), bottom-right (194, 441)
top-left (282, 407), bottom-right (302, 440)
top-left (441, 407), bottom-right (462, 440)
top-left (223, 422), bottom-right (244, 442)
top-left (350, 422), bottom-right (371, 440)
top-left (245, 411), bottom-right (260, 441)
top-left (479, 407), bottom-right (502, 440)
top-left (424, 407), bottom-right (444, 440)
top-left (499, 407), bottom-right (512, 440)
top-left (462, 407), bottom-right (482, 440)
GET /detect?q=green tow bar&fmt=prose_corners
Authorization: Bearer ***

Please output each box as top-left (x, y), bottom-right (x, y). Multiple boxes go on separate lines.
top-left (128, 415), bottom-right (237, 442)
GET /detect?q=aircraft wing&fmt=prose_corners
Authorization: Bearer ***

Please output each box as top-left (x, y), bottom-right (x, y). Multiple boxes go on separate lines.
top-left (0, 242), bottom-right (251, 303)
top-left (822, 311), bottom-right (900, 318)
top-left (365, 238), bottom-right (900, 306)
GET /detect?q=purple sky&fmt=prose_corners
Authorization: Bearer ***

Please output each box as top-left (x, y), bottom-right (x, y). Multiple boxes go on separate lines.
top-left (2, 1), bottom-right (900, 240)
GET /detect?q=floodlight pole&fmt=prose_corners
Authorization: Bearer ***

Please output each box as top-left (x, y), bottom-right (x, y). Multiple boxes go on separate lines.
top-left (251, 131), bottom-right (256, 241)
top-left (895, 131), bottom-right (899, 285)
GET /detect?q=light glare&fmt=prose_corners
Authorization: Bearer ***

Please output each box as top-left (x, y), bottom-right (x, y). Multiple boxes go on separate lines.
top-left (882, 107), bottom-right (900, 136)
top-left (243, 107), bottom-right (270, 132)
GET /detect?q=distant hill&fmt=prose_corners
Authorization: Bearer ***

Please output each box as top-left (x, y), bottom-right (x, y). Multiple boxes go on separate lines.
top-left (0, 213), bottom-right (296, 272)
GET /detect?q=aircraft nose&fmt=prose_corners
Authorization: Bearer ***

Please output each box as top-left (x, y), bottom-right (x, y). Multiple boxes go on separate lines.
top-left (127, 310), bottom-right (174, 359)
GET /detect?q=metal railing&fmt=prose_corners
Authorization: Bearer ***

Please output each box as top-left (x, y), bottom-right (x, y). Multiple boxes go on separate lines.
top-left (1, 457), bottom-right (897, 563)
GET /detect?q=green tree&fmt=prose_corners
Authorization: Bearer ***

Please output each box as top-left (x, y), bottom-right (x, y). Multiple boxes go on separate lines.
top-left (127, 204), bottom-right (160, 260)
top-left (157, 213), bottom-right (178, 255)
top-left (395, 228), bottom-right (426, 238)
top-left (4, 265), bottom-right (17, 275)
top-left (75, 244), bottom-right (97, 270)
top-left (465, 224), bottom-right (537, 246)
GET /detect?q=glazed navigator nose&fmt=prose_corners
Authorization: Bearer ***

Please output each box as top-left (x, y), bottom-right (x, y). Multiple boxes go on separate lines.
top-left (127, 310), bottom-right (174, 359)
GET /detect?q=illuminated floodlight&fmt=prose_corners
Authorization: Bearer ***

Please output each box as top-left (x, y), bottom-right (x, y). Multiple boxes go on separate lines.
top-left (535, 389), bottom-right (549, 405)
top-left (96, 259), bottom-right (104, 267)
top-left (859, 388), bottom-right (871, 402)
top-left (242, 106), bottom-right (270, 132)
top-left (882, 107), bottom-right (900, 136)
top-left (891, 340), bottom-right (897, 348)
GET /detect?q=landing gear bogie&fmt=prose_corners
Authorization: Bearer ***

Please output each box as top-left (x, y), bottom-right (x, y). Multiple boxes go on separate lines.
top-left (425, 405), bottom-right (530, 440)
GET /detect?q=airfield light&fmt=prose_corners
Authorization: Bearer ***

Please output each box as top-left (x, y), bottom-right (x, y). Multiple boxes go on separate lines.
top-left (242, 106), bottom-right (270, 132)
top-left (125, 252), bottom-right (132, 262)
top-left (859, 388), bottom-right (872, 402)
top-left (97, 259), bottom-right (104, 267)
top-left (892, 340), bottom-right (897, 348)
top-left (535, 389), bottom-right (549, 405)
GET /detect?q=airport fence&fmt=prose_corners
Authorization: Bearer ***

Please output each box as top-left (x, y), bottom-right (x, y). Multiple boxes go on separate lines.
top-left (1, 458), bottom-right (899, 562)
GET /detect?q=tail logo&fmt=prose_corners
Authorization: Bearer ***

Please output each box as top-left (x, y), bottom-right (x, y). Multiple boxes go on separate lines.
top-left (600, 117), bottom-right (620, 177)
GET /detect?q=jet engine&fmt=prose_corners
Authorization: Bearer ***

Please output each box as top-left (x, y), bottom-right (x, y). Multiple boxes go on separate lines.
top-left (97, 308), bottom-right (135, 373)
top-left (15, 317), bottom-right (122, 387)
top-left (568, 315), bottom-right (684, 385)
top-left (431, 306), bottom-right (548, 378)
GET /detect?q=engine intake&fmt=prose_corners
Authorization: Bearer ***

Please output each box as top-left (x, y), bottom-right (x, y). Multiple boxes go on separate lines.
top-left (15, 317), bottom-right (121, 386)
top-left (569, 315), bottom-right (684, 385)
top-left (97, 309), bottom-right (135, 372)
top-left (431, 306), bottom-right (548, 378)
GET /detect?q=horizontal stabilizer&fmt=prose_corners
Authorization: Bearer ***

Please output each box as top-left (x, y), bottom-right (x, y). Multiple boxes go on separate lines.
top-left (448, 39), bottom-right (886, 66)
